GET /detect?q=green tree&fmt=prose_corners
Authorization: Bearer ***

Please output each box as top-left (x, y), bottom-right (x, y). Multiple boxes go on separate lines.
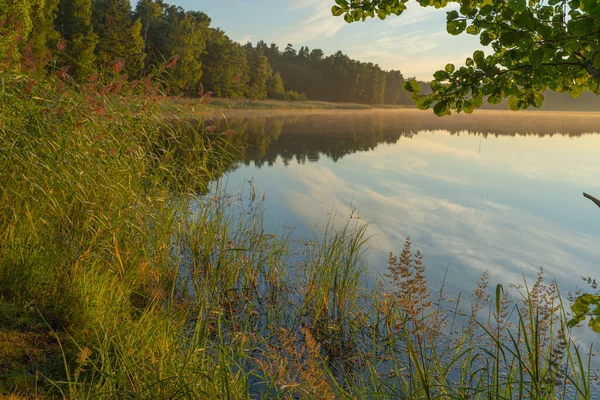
top-left (163, 8), bottom-right (210, 94)
top-left (134, 1), bottom-right (209, 94)
top-left (92, 0), bottom-right (145, 78)
top-left (134, 0), bottom-right (168, 72)
top-left (351, 62), bottom-right (386, 104)
top-left (201, 28), bottom-right (248, 98)
top-left (56, 0), bottom-right (98, 79)
top-left (245, 45), bottom-right (270, 100)
top-left (332, 0), bottom-right (600, 115)
top-left (267, 71), bottom-right (285, 99)
top-left (29, 0), bottom-right (61, 69)
top-left (0, 0), bottom-right (57, 68)
top-left (385, 70), bottom-right (411, 105)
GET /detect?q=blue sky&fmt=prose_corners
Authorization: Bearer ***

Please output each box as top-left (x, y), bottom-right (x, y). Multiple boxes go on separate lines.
top-left (166, 0), bottom-right (483, 80)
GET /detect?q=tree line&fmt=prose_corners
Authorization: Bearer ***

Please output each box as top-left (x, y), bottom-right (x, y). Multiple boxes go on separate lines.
top-left (1, 0), bottom-right (412, 105)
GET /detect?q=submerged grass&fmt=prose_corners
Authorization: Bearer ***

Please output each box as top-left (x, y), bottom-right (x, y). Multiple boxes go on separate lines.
top-left (1, 71), bottom-right (597, 399)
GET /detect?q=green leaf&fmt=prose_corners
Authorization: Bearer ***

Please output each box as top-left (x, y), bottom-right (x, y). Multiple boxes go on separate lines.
top-left (404, 79), bottom-right (421, 94)
top-left (488, 94), bottom-right (502, 104)
top-left (529, 47), bottom-right (544, 69)
top-left (589, 317), bottom-right (600, 333)
top-left (593, 53), bottom-right (600, 69)
top-left (508, 0), bottom-right (526, 12)
top-left (480, 31), bottom-right (494, 46)
top-left (446, 10), bottom-right (459, 21)
top-left (473, 50), bottom-right (485, 67)
top-left (447, 19), bottom-right (467, 35)
top-left (569, 85), bottom-right (583, 98)
top-left (332, 5), bottom-right (344, 16)
top-left (344, 13), bottom-right (353, 23)
top-left (466, 24), bottom-right (480, 35)
top-left (516, 10), bottom-right (536, 30)
top-left (434, 70), bottom-right (449, 80)
top-left (500, 31), bottom-right (520, 47)
top-left (445, 63), bottom-right (455, 73)
top-left (568, 294), bottom-right (600, 331)
top-left (507, 95), bottom-right (521, 110)
top-left (533, 92), bottom-right (544, 107)
top-left (433, 101), bottom-right (451, 116)
top-left (415, 95), bottom-right (433, 110)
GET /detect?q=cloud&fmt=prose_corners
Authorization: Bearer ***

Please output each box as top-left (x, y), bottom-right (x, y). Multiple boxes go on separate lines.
top-left (288, 0), bottom-right (321, 10)
top-left (280, 2), bottom-right (346, 45)
top-left (235, 34), bottom-right (255, 45)
top-left (256, 130), bottom-right (600, 295)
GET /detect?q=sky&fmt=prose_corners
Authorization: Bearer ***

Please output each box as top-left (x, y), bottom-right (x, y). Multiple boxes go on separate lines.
top-left (165, 0), bottom-right (483, 81)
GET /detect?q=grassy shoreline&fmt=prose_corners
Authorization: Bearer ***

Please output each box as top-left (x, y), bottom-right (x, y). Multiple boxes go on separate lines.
top-left (1, 73), bottom-right (597, 398)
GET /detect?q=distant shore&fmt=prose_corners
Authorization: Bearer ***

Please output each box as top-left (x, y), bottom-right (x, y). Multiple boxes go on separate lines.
top-left (159, 98), bottom-right (600, 136)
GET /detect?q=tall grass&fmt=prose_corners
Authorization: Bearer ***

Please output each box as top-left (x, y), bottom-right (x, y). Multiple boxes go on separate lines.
top-left (0, 71), bottom-right (597, 399)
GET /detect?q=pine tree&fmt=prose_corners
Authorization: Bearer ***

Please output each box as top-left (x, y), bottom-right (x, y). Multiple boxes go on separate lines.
top-left (28, 0), bottom-right (61, 69)
top-left (267, 72), bottom-right (285, 100)
top-left (163, 8), bottom-right (210, 94)
top-left (126, 18), bottom-right (145, 78)
top-left (384, 70), bottom-right (410, 105)
top-left (134, 0), bottom-right (167, 70)
top-left (0, 0), bottom-right (37, 67)
top-left (56, 0), bottom-right (98, 79)
top-left (245, 46), bottom-right (270, 100)
top-left (92, 0), bottom-right (144, 78)
top-left (201, 29), bottom-right (248, 98)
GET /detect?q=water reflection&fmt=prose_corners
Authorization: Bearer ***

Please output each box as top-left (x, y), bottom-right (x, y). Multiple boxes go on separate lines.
top-left (204, 110), bottom-right (600, 170)
top-left (201, 110), bottom-right (600, 297)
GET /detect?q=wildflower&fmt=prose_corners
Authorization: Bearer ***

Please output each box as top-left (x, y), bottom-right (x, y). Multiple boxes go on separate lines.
top-left (56, 38), bottom-right (67, 53)
top-left (56, 69), bottom-right (70, 81)
top-left (111, 58), bottom-right (126, 74)
top-left (162, 55), bottom-right (179, 71)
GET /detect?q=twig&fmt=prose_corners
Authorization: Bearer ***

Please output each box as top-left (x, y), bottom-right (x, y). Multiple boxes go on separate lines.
top-left (583, 192), bottom-right (600, 209)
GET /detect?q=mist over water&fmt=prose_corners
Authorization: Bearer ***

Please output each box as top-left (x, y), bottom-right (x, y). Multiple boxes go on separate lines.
top-left (206, 109), bottom-right (600, 295)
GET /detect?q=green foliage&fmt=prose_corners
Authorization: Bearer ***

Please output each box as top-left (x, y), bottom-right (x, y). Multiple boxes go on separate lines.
top-left (351, 62), bottom-right (387, 104)
top-left (56, 0), bottom-right (98, 79)
top-left (333, 0), bottom-right (600, 115)
top-left (201, 28), bottom-right (249, 98)
top-left (3, 0), bottom-right (415, 104)
top-left (568, 293), bottom-right (600, 333)
top-left (164, 9), bottom-right (210, 95)
top-left (134, 1), bottom-right (210, 94)
top-left (265, 45), bottom-right (407, 105)
top-left (284, 90), bottom-right (308, 101)
top-left (245, 46), bottom-right (270, 100)
top-left (266, 71), bottom-right (286, 99)
top-left (385, 70), bottom-right (411, 104)
top-left (0, 0), bottom-right (32, 66)
top-left (28, 0), bottom-right (61, 69)
top-left (92, 0), bottom-right (145, 78)
top-left (0, 0), bottom-right (58, 69)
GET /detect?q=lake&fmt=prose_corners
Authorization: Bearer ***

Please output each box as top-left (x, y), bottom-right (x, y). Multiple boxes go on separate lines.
top-left (207, 109), bottom-right (600, 296)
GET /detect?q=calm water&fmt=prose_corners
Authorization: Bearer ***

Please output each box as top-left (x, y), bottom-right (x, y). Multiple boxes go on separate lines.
top-left (209, 109), bottom-right (600, 295)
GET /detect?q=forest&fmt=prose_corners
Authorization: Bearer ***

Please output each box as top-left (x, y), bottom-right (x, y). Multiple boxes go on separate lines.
top-left (6, 0), bottom-right (412, 105)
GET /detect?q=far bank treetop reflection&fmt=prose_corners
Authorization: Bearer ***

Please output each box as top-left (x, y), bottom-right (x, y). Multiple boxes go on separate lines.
top-left (190, 109), bottom-right (600, 169)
